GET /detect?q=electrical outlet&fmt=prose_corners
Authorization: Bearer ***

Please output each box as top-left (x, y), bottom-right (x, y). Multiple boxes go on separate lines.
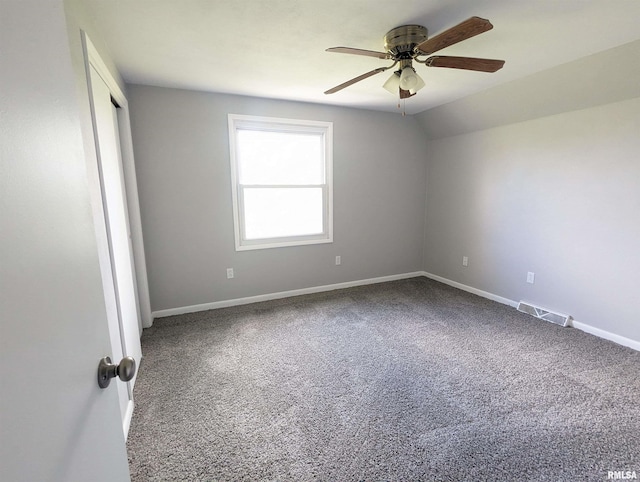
top-left (226, 268), bottom-right (234, 279)
top-left (527, 272), bottom-right (535, 284)
top-left (462, 256), bottom-right (469, 267)
top-left (335, 256), bottom-right (341, 266)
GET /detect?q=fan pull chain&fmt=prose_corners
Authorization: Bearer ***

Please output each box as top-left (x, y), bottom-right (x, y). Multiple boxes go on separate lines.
top-left (397, 99), bottom-right (407, 116)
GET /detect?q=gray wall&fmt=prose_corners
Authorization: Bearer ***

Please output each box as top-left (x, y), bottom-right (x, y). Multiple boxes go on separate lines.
top-left (423, 96), bottom-right (640, 342)
top-left (127, 86), bottom-right (428, 312)
top-left (128, 44), bottom-right (639, 346)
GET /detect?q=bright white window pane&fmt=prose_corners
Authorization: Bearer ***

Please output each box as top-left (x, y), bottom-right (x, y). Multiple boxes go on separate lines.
top-left (237, 130), bottom-right (324, 185)
top-left (243, 187), bottom-right (323, 239)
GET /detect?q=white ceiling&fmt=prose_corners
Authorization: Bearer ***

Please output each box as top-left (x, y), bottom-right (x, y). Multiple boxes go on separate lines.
top-left (84, 0), bottom-right (640, 115)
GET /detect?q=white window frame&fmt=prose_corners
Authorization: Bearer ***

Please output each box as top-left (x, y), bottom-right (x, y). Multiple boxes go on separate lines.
top-left (228, 114), bottom-right (333, 251)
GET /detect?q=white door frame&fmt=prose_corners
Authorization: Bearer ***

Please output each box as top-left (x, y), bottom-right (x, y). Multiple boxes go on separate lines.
top-left (82, 32), bottom-right (151, 436)
top-left (82, 32), bottom-right (152, 331)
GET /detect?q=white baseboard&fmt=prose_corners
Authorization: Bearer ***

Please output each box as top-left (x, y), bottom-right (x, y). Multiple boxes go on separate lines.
top-left (422, 271), bottom-right (639, 352)
top-left (421, 271), bottom-right (518, 307)
top-left (151, 271), bottom-right (424, 320)
top-left (571, 320), bottom-right (640, 352)
top-left (150, 270), bottom-right (639, 352)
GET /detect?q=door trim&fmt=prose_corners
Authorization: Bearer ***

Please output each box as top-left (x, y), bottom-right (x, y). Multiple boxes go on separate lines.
top-left (81, 32), bottom-right (152, 330)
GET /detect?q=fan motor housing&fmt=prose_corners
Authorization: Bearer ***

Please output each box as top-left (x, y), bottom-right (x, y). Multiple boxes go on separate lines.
top-left (384, 25), bottom-right (428, 58)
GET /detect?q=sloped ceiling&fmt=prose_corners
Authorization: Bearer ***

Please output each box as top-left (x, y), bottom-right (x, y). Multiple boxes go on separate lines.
top-left (84, 0), bottom-right (640, 115)
top-left (417, 39), bottom-right (640, 138)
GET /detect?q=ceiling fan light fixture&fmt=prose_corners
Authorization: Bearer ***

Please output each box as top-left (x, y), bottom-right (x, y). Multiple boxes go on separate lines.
top-left (383, 72), bottom-right (400, 94)
top-left (324, 17), bottom-right (504, 99)
top-left (399, 66), bottom-right (419, 90)
top-left (409, 72), bottom-right (425, 95)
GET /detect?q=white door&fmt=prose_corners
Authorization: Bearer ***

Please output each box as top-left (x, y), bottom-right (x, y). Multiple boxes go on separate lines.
top-left (0, 2), bottom-right (131, 479)
top-left (89, 65), bottom-right (143, 435)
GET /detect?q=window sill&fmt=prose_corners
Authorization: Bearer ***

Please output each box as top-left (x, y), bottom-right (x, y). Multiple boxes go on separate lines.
top-left (235, 236), bottom-right (333, 251)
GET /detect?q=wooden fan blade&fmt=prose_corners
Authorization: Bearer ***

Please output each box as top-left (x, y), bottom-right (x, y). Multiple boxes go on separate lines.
top-left (426, 56), bottom-right (505, 72)
top-left (326, 47), bottom-right (391, 60)
top-left (324, 67), bottom-right (389, 94)
top-left (415, 17), bottom-right (493, 55)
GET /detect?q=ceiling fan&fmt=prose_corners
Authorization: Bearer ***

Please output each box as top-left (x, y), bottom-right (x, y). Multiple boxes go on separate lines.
top-left (324, 16), bottom-right (505, 99)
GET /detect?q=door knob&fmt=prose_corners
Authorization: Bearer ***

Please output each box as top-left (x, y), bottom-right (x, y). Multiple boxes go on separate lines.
top-left (97, 356), bottom-right (136, 389)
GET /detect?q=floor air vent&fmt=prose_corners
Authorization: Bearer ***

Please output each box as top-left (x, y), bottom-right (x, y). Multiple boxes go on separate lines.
top-left (517, 301), bottom-right (571, 327)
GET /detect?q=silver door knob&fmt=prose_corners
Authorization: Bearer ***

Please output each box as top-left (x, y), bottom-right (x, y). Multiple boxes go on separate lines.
top-left (97, 356), bottom-right (136, 389)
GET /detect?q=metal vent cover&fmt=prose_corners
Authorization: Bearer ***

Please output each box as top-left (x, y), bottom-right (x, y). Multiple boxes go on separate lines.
top-left (517, 301), bottom-right (571, 327)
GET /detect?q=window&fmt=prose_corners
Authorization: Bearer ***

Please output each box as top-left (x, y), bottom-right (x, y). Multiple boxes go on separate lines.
top-left (228, 114), bottom-right (333, 251)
